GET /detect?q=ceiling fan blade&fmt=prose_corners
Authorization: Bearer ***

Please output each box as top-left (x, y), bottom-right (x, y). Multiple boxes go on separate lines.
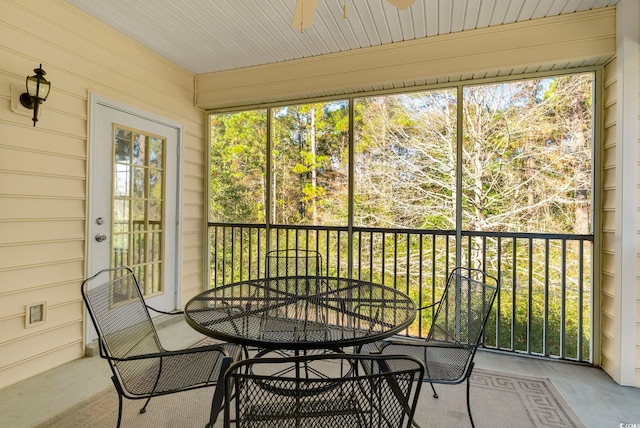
top-left (386, 0), bottom-right (415, 9)
top-left (292, 0), bottom-right (319, 32)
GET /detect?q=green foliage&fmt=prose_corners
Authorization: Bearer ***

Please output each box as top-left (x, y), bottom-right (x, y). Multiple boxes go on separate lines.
top-left (209, 72), bottom-right (595, 362)
top-left (268, 101), bottom-right (349, 225)
top-left (210, 110), bottom-right (267, 223)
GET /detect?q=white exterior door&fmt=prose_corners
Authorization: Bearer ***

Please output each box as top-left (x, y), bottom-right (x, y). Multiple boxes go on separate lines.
top-left (86, 95), bottom-right (182, 341)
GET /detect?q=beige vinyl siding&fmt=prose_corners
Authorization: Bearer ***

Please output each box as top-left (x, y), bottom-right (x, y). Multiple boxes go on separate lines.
top-left (195, 8), bottom-right (616, 110)
top-left (0, 0), bottom-right (204, 389)
top-left (601, 0), bottom-right (640, 385)
top-left (601, 58), bottom-right (618, 376)
top-left (181, 138), bottom-right (207, 298)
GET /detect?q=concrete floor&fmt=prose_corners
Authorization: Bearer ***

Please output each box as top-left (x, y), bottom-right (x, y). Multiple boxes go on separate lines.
top-left (2, 317), bottom-right (639, 428)
top-left (476, 350), bottom-right (640, 427)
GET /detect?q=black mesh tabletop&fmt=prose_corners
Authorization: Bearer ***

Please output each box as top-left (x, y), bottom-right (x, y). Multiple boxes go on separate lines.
top-left (185, 276), bottom-right (416, 351)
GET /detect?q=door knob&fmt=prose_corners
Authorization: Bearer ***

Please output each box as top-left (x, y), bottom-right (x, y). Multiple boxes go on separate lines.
top-left (95, 233), bottom-right (107, 242)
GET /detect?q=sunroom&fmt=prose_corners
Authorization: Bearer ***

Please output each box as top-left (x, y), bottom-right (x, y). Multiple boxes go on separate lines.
top-left (1, 0), bottom-right (639, 426)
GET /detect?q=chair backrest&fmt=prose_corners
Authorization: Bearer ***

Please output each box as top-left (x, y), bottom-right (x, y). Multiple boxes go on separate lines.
top-left (265, 249), bottom-right (322, 278)
top-left (225, 353), bottom-right (424, 428)
top-left (81, 267), bottom-right (163, 361)
top-left (428, 267), bottom-right (499, 347)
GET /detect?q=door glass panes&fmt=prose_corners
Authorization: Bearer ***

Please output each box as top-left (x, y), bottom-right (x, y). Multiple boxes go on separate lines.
top-left (210, 110), bottom-right (267, 223)
top-left (272, 101), bottom-right (349, 226)
top-left (354, 90), bottom-right (457, 229)
top-left (150, 137), bottom-right (163, 168)
top-left (114, 129), bottom-right (131, 162)
top-left (112, 125), bottom-right (165, 297)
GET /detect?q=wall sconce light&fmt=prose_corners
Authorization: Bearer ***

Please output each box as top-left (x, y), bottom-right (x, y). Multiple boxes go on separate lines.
top-left (19, 64), bottom-right (51, 127)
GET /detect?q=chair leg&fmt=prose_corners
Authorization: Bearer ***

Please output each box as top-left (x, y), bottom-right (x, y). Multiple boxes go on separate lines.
top-left (111, 376), bottom-right (123, 428)
top-left (116, 393), bottom-right (123, 428)
top-left (430, 382), bottom-right (438, 399)
top-left (466, 361), bottom-right (476, 428)
top-left (411, 419), bottom-right (424, 428)
top-left (423, 348), bottom-right (438, 399)
top-left (140, 395), bottom-right (152, 414)
top-left (208, 356), bottom-right (235, 428)
top-left (466, 377), bottom-right (475, 428)
top-left (140, 359), bottom-right (165, 414)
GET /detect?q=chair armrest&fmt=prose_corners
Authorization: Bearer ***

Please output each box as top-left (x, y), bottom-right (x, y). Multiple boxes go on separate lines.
top-left (417, 300), bottom-right (441, 311)
top-left (146, 305), bottom-right (183, 315)
top-left (382, 337), bottom-right (478, 351)
top-left (104, 343), bottom-right (237, 362)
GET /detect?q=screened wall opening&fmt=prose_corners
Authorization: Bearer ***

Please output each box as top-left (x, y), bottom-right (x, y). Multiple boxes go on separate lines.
top-left (208, 71), bottom-right (595, 363)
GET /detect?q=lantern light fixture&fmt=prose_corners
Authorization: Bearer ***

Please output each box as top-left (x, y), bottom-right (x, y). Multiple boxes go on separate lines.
top-left (20, 64), bottom-right (51, 127)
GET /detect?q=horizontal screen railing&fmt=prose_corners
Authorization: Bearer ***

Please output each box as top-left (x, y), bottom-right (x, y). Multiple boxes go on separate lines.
top-left (209, 222), bottom-right (593, 364)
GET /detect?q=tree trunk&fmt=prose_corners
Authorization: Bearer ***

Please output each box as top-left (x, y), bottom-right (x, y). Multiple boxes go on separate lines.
top-left (570, 91), bottom-right (590, 235)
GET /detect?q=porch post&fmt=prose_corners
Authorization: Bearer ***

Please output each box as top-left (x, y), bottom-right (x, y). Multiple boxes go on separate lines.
top-left (266, 107), bottom-right (273, 253)
top-left (613, 0), bottom-right (639, 386)
top-left (347, 98), bottom-right (355, 279)
top-left (455, 86), bottom-right (463, 267)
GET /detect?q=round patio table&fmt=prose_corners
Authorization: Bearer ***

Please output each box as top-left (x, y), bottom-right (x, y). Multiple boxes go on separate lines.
top-left (184, 276), bottom-right (416, 351)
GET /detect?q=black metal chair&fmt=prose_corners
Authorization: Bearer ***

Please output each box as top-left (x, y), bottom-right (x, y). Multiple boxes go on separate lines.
top-left (261, 249), bottom-right (330, 357)
top-left (224, 353), bottom-right (424, 428)
top-left (81, 267), bottom-right (242, 428)
top-left (363, 267), bottom-right (499, 428)
top-left (265, 248), bottom-right (323, 279)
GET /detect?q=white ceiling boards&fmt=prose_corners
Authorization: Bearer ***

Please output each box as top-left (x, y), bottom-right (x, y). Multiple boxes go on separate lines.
top-left (66, 0), bottom-right (619, 76)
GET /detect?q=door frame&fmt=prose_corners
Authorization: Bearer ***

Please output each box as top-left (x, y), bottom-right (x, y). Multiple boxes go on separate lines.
top-left (85, 93), bottom-right (184, 343)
